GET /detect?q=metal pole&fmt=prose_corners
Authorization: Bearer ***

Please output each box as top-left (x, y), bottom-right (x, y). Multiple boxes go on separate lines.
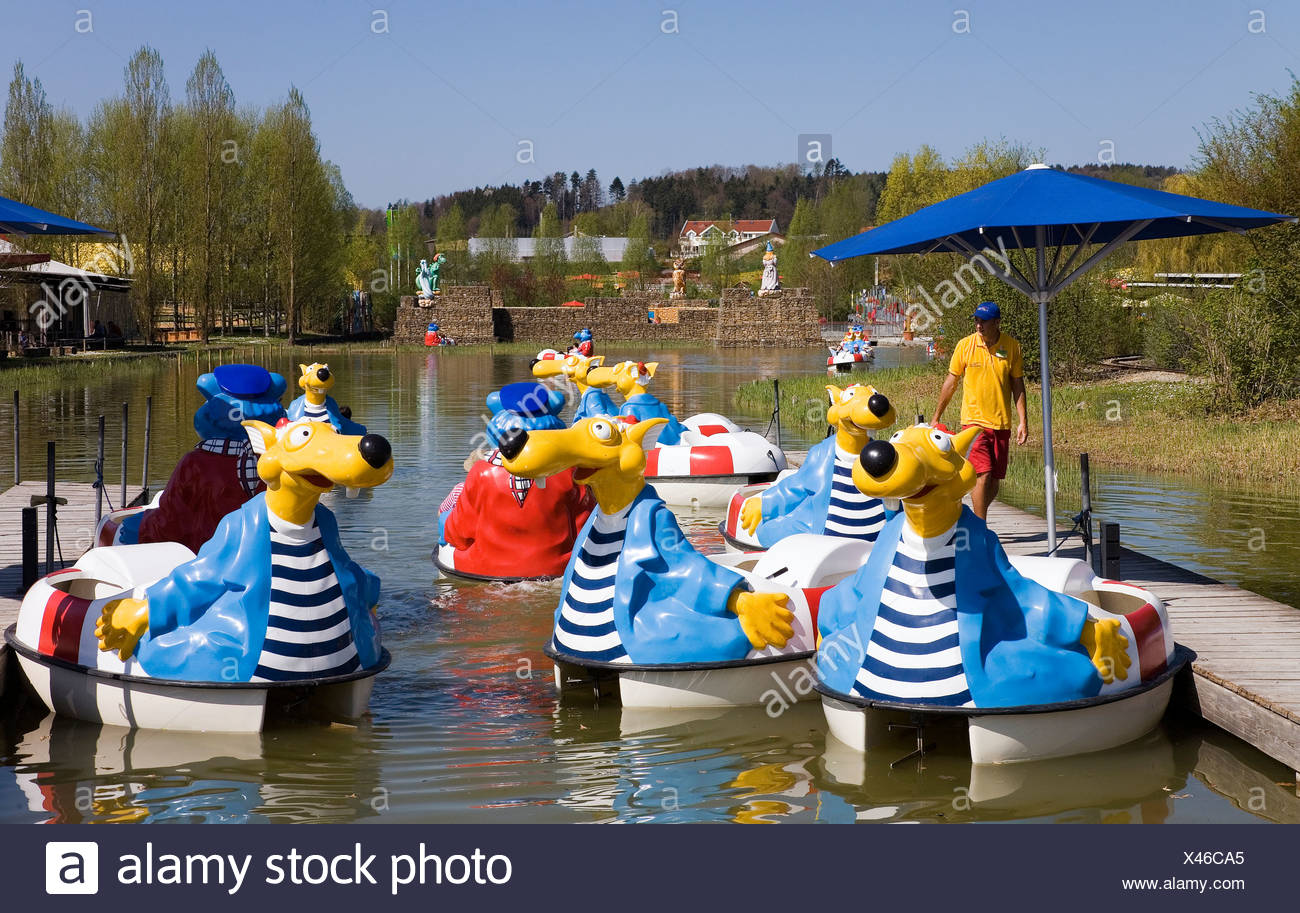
top-left (45, 441), bottom-right (55, 575)
top-left (95, 415), bottom-right (105, 527)
top-left (772, 378), bottom-right (781, 448)
top-left (121, 401), bottom-right (128, 508)
top-left (21, 506), bottom-right (37, 590)
top-left (1035, 226), bottom-right (1057, 552)
top-left (1079, 452), bottom-right (1093, 569)
top-left (12, 389), bottom-right (18, 485)
top-left (141, 395), bottom-right (152, 500)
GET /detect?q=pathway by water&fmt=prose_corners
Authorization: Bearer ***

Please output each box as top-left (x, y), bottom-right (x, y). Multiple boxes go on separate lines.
top-left (0, 347), bottom-right (1296, 823)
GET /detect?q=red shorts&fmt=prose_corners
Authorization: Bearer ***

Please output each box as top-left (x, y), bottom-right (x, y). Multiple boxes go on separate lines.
top-left (963, 425), bottom-right (1011, 479)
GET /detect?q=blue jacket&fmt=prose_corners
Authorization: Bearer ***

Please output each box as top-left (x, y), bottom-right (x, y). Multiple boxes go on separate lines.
top-left (573, 387), bottom-right (620, 423)
top-left (755, 436), bottom-right (889, 547)
top-left (136, 493), bottom-right (382, 683)
top-left (555, 486), bottom-right (750, 664)
top-left (619, 393), bottom-right (688, 446)
top-left (287, 393), bottom-right (367, 435)
top-left (816, 507), bottom-right (1100, 708)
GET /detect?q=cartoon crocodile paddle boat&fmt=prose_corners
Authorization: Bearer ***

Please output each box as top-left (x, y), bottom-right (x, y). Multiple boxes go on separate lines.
top-left (496, 416), bottom-right (819, 708)
top-left (721, 382), bottom-right (896, 551)
top-left (288, 363), bottom-right (366, 434)
top-left (531, 349), bottom-right (620, 422)
top-left (812, 423), bottom-right (1188, 764)
top-left (434, 381), bottom-right (594, 582)
top-left (6, 419), bottom-right (396, 733)
top-left (610, 359), bottom-right (788, 508)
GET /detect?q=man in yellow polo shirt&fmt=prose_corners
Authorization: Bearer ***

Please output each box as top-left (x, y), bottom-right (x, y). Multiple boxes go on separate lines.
top-left (931, 301), bottom-right (1028, 519)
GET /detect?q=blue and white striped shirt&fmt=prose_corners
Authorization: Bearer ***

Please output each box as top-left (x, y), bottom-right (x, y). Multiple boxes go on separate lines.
top-left (851, 525), bottom-right (972, 707)
top-left (823, 445), bottom-right (887, 541)
top-left (252, 511), bottom-right (360, 682)
top-left (302, 400), bottom-right (331, 423)
top-left (552, 503), bottom-right (631, 663)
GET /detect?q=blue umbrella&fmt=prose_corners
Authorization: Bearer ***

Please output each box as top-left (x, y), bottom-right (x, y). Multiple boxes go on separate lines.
top-left (813, 163), bottom-right (1295, 548)
top-left (0, 194), bottom-right (113, 236)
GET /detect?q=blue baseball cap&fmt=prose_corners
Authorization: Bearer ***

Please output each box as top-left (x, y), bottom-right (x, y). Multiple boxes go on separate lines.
top-left (498, 381), bottom-right (553, 417)
top-left (974, 301), bottom-right (1000, 320)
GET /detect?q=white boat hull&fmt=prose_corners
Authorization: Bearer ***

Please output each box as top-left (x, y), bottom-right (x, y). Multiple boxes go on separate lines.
top-left (647, 476), bottom-right (764, 509)
top-left (821, 674), bottom-right (1178, 765)
top-left (552, 656), bottom-right (816, 709)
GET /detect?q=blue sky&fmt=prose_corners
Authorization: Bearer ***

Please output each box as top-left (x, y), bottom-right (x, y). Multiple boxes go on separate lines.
top-left (4, 0), bottom-right (1299, 208)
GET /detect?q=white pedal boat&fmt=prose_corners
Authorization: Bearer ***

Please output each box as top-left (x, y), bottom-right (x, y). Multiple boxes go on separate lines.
top-left (5, 544), bottom-right (389, 734)
top-left (644, 413), bottom-right (787, 508)
top-left (827, 344), bottom-right (875, 371)
top-left (819, 555), bottom-right (1190, 765)
top-left (547, 534), bottom-right (872, 709)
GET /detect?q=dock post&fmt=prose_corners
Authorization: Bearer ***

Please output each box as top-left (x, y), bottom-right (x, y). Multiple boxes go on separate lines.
top-left (1099, 521), bottom-right (1121, 579)
top-left (1079, 453), bottom-right (1093, 569)
top-left (95, 414), bottom-right (105, 527)
top-left (21, 507), bottom-right (37, 591)
top-left (141, 395), bottom-right (152, 501)
top-left (45, 441), bottom-right (55, 575)
top-left (12, 389), bottom-right (18, 485)
top-left (120, 402), bottom-right (128, 508)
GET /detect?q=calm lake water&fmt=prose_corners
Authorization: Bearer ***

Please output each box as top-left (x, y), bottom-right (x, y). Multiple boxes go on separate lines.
top-left (1, 346), bottom-right (1296, 823)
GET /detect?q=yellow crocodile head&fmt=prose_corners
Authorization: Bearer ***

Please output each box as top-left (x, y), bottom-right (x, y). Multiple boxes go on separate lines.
top-left (497, 416), bottom-right (665, 513)
top-left (243, 419), bottom-right (394, 524)
top-left (825, 383), bottom-right (897, 452)
top-left (298, 363), bottom-right (334, 405)
top-left (851, 423), bottom-right (981, 538)
top-left (611, 360), bottom-right (658, 398)
top-left (531, 352), bottom-right (616, 394)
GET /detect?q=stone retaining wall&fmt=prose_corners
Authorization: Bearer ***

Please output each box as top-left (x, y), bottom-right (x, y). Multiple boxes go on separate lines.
top-left (393, 285), bottom-right (823, 347)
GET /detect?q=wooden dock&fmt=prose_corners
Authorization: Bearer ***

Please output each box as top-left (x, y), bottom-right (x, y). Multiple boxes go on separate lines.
top-left (988, 500), bottom-right (1300, 780)
top-left (0, 480), bottom-right (144, 627)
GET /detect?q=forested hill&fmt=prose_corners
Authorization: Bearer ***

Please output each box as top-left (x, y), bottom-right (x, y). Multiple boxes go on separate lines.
top-left (371, 161), bottom-right (1182, 242)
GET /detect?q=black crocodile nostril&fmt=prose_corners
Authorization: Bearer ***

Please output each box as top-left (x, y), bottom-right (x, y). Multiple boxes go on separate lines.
top-left (317, 366), bottom-right (331, 382)
top-left (859, 440), bottom-right (897, 479)
top-left (358, 434), bottom-right (391, 468)
top-left (497, 427), bottom-right (528, 461)
top-left (867, 393), bottom-right (891, 419)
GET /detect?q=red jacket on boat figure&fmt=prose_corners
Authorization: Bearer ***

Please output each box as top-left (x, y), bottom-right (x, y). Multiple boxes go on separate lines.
top-left (437, 381), bottom-right (594, 580)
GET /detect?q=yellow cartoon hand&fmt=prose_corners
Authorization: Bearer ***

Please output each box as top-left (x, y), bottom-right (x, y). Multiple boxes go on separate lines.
top-left (95, 597), bottom-right (150, 661)
top-left (730, 591), bottom-right (794, 650)
top-left (740, 496), bottom-right (763, 534)
top-left (1081, 617), bottom-right (1131, 684)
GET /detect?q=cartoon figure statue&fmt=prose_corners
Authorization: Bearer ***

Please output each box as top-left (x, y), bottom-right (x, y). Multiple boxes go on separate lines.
top-left (416, 259), bottom-right (434, 299)
top-left (611, 360), bottom-right (689, 447)
top-left (424, 323), bottom-right (442, 347)
top-left (671, 259), bottom-right (686, 299)
top-left (498, 417), bottom-right (794, 665)
top-left (437, 382), bottom-right (594, 580)
top-left (740, 383), bottom-right (895, 548)
top-left (95, 420), bottom-right (395, 682)
top-left (110, 365), bottom-right (288, 554)
top-left (287, 363), bottom-right (366, 435)
top-left (815, 423), bottom-right (1131, 708)
top-left (531, 350), bottom-right (619, 423)
top-left (759, 242), bottom-right (781, 295)
top-left (428, 252), bottom-right (446, 295)
top-left (570, 327), bottom-right (594, 357)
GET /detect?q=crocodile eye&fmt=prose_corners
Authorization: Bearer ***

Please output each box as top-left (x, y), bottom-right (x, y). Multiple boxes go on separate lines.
top-left (930, 429), bottom-right (953, 452)
top-left (839, 388), bottom-right (855, 404)
top-left (287, 424), bottom-right (313, 448)
top-left (889, 431), bottom-right (903, 443)
top-left (590, 420), bottom-right (615, 442)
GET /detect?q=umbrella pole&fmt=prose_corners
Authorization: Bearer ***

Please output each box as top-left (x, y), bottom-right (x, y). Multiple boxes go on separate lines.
top-left (1037, 294), bottom-right (1057, 551)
